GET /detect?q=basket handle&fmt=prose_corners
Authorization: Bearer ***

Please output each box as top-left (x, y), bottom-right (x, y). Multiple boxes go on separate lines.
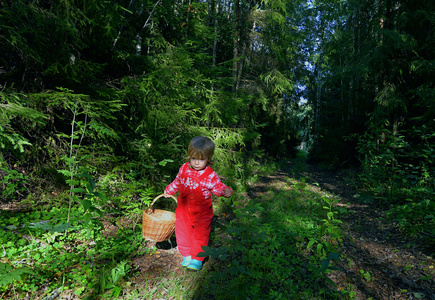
top-left (150, 194), bottom-right (177, 207)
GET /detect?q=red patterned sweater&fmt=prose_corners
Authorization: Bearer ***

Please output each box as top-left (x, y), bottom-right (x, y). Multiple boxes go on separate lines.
top-left (165, 162), bottom-right (231, 199)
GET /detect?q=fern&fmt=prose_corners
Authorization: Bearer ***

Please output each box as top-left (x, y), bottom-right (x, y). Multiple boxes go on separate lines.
top-left (89, 120), bottom-right (119, 139)
top-left (0, 94), bottom-right (47, 155)
top-left (0, 262), bottom-right (34, 288)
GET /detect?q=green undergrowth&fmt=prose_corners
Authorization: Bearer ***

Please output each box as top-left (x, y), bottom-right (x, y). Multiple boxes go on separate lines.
top-left (0, 205), bottom-right (147, 299)
top-left (0, 160), bottom-right (349, 299)
top-left (357, 124), bottom-right (435, 248)
top-left (185, 174), bottom-right (347, 299)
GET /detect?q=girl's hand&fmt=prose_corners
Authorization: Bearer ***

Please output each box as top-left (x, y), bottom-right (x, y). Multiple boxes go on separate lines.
top-left (222, 188), bottom-right (232, 198)
top-left (163, 192), bottom-right (171, 198)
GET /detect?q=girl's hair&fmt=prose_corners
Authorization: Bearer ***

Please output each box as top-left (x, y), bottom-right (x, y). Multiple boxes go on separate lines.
top-left (187, 136), bottom-right (215, 162)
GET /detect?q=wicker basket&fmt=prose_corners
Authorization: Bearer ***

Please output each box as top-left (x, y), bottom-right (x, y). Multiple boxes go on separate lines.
top-left (142, 194), bottom-right (177, 242)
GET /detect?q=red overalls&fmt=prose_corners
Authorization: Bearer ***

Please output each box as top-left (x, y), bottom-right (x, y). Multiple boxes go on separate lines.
top-left (175, 164), bottom-right (214, 261)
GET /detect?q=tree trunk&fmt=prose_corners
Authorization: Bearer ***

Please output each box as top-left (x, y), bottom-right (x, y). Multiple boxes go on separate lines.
top-left (207, 0), bottom-right (220, 128)
top-left (232, 0), bottom-right (240, 94)
top-left (213, 0), bottom-right (219, 67)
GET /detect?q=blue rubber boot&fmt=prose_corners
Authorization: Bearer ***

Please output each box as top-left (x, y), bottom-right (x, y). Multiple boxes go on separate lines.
top-left (186, 259), bottom-right (202, 271)
top-left (181, 256), bottom-right (192, 268)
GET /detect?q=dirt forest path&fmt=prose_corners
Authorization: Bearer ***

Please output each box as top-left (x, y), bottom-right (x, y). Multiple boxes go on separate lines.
top-left (250, 164), bottom-right (435, 300)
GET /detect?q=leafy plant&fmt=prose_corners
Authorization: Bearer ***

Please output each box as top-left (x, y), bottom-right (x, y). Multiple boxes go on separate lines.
top-left (321, 195), bottom-right (344, 241)
top-left (100, 261), bottom-right (130, 298)
top-left (0, 261), bottom-right (34, 290)
top-left (0, 166), bottom-right (28, 199)
top-left (359, 269), bottom-right (373, 282)
top-left (0, 93), bottom-right (47, 155)
top-left (70, 171), bottom-right (106, 238)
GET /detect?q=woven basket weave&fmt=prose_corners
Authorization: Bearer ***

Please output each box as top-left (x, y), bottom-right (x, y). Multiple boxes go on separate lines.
top-left (142, 194), bottom-right (177, 242)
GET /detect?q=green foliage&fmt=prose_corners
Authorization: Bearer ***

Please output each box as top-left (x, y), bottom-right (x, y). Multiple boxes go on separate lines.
top-left (306, 195), bottom-right (344, 268)
top-left (358, 122), bottom-right (434, 199)
top-left (0, 0), bottom-right (121, 89)
top-left (0, 0), bottom-right (307, 207)
top-left (0, 262), bottom-right (34, 288)
top-left (0, 124), bottom-right (32, 155)
top-left (99, 261), bottom-right (130, 298)
top-left (359, 269), bottom-right (373, 282)
top-left (0, 166), bottom-right (28, 200)
top-left (195, 177), bottom-right (344, 299)
top-left (0, 93), bottom-right (47, 156)
top-left (0, 156), bottom-right (350, 299)
top-left (304, 0), bottom-right (435, 169)
top-left (386, 199), bottom-right (435, 237)
top-left (0, 201), bottom-right (142, 298)
top-left (70, 171), bottom-right (106, 237)
top-left (357, 120), bottom-right (434, 243)
top-left (1, 0), bottom-right (433, 297)
top-left (302, 0), bottom-right (435, 244)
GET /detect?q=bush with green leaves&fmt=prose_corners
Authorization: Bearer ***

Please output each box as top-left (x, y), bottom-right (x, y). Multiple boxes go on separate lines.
top-left (357, 121), bottom-right (435, 240)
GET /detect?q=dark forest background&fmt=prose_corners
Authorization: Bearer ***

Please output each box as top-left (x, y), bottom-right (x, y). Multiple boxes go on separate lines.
top-left (0, 0), bottom-right (434, 298)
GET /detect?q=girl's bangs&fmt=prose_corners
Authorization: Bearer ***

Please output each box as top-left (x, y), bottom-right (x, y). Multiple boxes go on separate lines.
top-left (189, 149), bottom-right (206, 159)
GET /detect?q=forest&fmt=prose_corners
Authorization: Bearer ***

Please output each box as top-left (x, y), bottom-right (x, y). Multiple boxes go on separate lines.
top-left (0, 0), bottom-right (434, 299)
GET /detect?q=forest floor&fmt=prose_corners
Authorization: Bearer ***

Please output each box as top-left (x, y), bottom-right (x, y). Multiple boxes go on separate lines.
top-left (299, 165), bottom-right (434, 300)
top-left (125, 163), bottom-right (435, 300)
top-left (3, 163), bottom-right (434, 299)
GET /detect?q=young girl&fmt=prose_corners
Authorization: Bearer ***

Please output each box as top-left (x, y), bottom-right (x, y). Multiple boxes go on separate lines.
top-left (164, 136), bottom-right (232, 271)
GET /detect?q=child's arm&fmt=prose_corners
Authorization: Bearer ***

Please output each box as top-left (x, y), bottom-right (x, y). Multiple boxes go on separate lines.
top-left (208, 172), bottom-right (233, 198)
top-left (164, 164), bottom-right (184, 196)
top-left (164, 177), bottom-right (180, 196)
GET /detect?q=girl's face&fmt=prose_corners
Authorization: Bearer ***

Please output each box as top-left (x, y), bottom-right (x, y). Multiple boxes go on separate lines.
top-left (190, 157), bottom-right (208, 171)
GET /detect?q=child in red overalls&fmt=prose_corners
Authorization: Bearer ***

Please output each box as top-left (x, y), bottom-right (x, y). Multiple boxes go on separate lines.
top-left (164, 136), bottom-right (232, 271)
